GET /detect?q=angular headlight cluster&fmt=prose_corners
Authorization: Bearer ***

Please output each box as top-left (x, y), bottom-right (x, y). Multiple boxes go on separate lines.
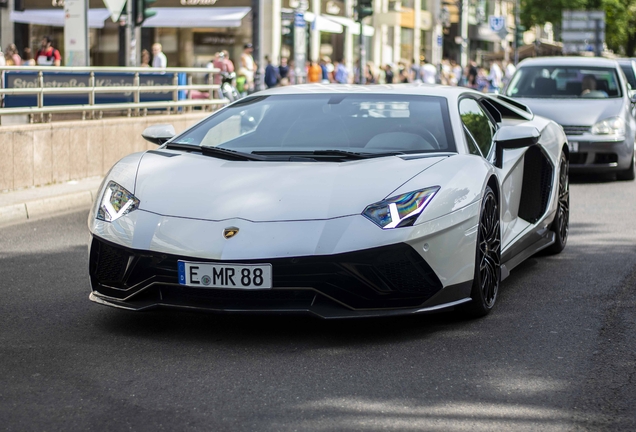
top-left (591, 117), bottom-right (625, 135)
top-left (96, 181), bottom-right (140, 222)
top-left (363, 187), bottom-right (440, 229)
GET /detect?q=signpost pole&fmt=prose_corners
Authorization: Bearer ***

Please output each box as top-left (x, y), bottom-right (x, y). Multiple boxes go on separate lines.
top-left (293, 1), bottom-right (308, 84)
top-left (514, 0), bottom-right (519, 65)
top-left (594, 19), bottom-right (601, 57)
top-left (125, 0), bottom-right (133, 66)
top-left (64, 0), bottom-right (89, 66)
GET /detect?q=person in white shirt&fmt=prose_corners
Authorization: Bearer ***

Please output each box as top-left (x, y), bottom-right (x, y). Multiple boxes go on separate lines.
top-left (151, 43), bottom-right (167, 68)
top-left (241, 43), bottom-right (257, 92)
top-left (488, 61), bottom-right (503, 92)
top-left (504, 61), bottom-right (516, 86)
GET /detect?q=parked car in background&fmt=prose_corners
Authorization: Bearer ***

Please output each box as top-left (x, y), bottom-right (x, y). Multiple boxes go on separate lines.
top-left (506, 57), bottom-right (635, 180)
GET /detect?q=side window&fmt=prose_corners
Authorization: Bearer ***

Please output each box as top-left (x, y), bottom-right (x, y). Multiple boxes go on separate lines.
top-left (464, 127), bottom-right (482, 156)
top-left (459, 98), bottom-right (495, 157)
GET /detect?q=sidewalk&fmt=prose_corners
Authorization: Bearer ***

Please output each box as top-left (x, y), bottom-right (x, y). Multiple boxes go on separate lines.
top-left (0, 176), bottom-right (103, 226)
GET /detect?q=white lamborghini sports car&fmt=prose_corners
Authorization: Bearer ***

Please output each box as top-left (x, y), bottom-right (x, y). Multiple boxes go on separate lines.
top-left (88, 85), bottom-right (569, 319)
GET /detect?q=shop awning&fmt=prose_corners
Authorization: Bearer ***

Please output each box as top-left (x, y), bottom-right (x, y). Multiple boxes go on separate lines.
top-left (303, 12), bottom-right (344, 34)
top-left (142, 7), bottom-right (250, 28)
top-left (11, 9), bottom-right (111, 29)
top-left (322, 15), bottom-right (375, 37)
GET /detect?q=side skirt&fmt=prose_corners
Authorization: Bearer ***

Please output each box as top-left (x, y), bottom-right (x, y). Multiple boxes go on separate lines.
top-left (500, 229), bottom-right (555, 281)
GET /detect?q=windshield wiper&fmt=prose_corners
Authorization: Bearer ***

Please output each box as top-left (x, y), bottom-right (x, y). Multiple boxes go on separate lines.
top-left (164, 143), bottom-right (266, 161)
top-left (253, 149), bottom-right (403, 160)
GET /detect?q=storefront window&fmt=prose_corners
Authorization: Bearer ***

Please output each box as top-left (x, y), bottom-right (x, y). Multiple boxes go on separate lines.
top-left (401, 27), bottom-right (414, 62)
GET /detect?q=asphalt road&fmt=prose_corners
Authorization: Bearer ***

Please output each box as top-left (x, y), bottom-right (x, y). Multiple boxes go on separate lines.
top-left (1, 175), bottom-right (635, 431)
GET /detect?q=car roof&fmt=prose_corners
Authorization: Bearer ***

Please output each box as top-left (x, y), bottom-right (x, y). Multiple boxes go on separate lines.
top-left (617, 58), bottom-right (636, 65)
top-left (254, 83), bottom-right (481, 99)
top-left (517, 56), bottom-right (620, 68)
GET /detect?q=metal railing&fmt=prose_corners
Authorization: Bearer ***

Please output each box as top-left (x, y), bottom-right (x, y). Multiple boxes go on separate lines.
top-left (0, 65), bottom-right (228, 122)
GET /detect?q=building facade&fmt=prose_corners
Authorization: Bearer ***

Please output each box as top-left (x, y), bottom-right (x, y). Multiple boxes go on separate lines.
top-left (1, 0), bottom-right (515, 71)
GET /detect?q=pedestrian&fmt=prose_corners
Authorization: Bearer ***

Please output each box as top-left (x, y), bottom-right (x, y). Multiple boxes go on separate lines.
top-left (333, 59), bottom-right (349, 84)
top-left (236, 68), bottom-right (248, 96)
top-left (240, 43), bottom-right (257, 93)
top-left (140, 49), bottom-right (150, 67)
top-left (36, 36), bottom-right (61, 66)
top-left (221, 50), bottom-right (235, 72)
top-left (319, 57), bottom-right (330, 83)
top-left (365, 62), bottom-right (377, 84)
top-left (264, 55), bottom-right (279, 88)
top-left (384, 64), bottom-right (394, 84)
top-left (410, 59), bottom-right (421, 82)
top-left (421, 59), bottom-right (437, 84)
top-left (308, 60), bottom-right (322, 83)
top-left (451, 60), bottom-right (462, 86)
top-left (278, 57), bottom-right (290, 86)
top-left (397, 62), bottom-right (409, 83)
top-left (5, 44), bottom-right (21, 66)
top-left (488, 60), bottom-right (503, 92)
top-left (22, 47), bottom-right (35, 66)
top-left (503, 61), bottom-right (516, 87)
top-left (151, 43), bottom-right (167, 68)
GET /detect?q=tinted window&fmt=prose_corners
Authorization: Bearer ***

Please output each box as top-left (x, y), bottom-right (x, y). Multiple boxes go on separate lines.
top-left (459, 98), bottom-right (494, 157)
top-left (464, 128), bottom-right (482, 156)
top-left (173, 94), bottom-right (456, 155)
top-left (506, 66), bottom-right (622, 98)
top-left (619, 63), bottom-right (636, 89)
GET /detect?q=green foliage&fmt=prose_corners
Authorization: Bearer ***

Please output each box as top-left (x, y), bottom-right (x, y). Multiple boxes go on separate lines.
top-left (461, 113), bottom-right (492, 156)
top-left (520, 0), bottom-right (636, 55)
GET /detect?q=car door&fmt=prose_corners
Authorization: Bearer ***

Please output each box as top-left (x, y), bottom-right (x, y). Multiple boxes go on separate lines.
top-left (459, 96), bottom-right (527, 248)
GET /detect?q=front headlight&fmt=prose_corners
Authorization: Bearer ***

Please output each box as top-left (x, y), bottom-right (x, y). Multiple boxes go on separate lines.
top-left (96, 181), bottom-right (140, 222)
top-left (362, 187), bottom-right (440, 229)
top-left (591, 117), bottom-right (625, 135)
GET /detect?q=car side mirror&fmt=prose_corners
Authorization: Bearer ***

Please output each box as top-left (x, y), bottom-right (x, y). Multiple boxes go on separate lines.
top-left (142, 124), bottom-right (176, 145)
top-left (493, 126), bottom-right (540, 169)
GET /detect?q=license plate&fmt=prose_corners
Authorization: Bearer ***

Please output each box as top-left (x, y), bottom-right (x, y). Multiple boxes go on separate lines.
top-left (178, 261), bottom-right (272, 289)
top-left (568, 141), bottom-right (579, 152)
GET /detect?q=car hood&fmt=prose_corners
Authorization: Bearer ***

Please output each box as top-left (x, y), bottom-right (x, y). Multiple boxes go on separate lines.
top-left (514, 97), bottom-right (624, 126)
top-left (134, 150), bottom-right (448, 221)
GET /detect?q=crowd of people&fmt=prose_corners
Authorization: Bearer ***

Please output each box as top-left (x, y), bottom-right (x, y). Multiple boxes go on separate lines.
top-left (244, 54), bottom-right (518, 94)
top-left (0, 36), bottom-right (517, 95)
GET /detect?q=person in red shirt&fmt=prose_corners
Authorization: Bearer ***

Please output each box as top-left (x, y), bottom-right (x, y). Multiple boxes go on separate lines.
top-left (36, 36), bottom-right (61, 66)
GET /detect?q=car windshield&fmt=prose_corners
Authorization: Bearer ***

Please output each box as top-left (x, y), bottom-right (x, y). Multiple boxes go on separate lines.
top-left (506, 66), bottom-right (622, 99)
top-left (170, 94), bottom-right (456, 158)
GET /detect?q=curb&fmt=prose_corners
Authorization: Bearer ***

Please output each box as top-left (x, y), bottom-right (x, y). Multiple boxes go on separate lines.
top-left (0, 188), bottom-right (99, 227)
top-left (0, 178), bottom-right (98, 226)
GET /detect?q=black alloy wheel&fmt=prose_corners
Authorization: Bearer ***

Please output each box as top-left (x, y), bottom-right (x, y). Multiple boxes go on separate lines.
top-left (465, 185), bottom-right (501, 318)
top-left (545, 153), bottom-right (569, 254)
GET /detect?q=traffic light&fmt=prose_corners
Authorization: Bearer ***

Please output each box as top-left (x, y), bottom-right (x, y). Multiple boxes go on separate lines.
top-left (515, 25), bottom-right (526, 48)
top-left (356, 0), bottom-right (373, 22)
top-left (133, 0), bottom-right (157, 26)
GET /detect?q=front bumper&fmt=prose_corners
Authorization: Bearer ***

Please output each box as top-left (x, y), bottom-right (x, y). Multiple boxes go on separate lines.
top-left (89, 237), bottom-right (473, 319)
top-left (567, 137), bottom-right (634, 173)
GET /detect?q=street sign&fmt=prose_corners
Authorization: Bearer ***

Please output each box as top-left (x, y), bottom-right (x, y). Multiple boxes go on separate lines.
top-left (103, 0), bottom-right (127, 22)
top-left (562, 10), bottom-right (605, 55)
top-left (489, 15), bottom-right (505, 33)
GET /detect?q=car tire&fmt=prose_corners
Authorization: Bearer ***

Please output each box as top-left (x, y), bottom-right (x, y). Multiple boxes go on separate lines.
top-left (544, 153), bottom-right (569, 255)
top-left (616, 150), bottom-right (635, 181)
top-left (464, 185), bottom-right (501, 318)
